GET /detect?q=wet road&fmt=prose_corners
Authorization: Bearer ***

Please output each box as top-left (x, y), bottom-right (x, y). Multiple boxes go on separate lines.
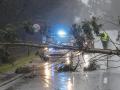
top-left (1, 57), bottom-right (120, 90)
top-left (0, 59), bottom-right (105, 90)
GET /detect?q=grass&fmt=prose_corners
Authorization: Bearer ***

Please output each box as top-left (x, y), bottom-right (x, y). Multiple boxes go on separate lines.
top-left (0, 54), bottom-right (36, 74)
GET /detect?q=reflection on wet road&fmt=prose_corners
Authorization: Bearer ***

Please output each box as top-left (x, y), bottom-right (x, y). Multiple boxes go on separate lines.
top-left (44, 62), bottom-right (52, 88)
top-left (0, 62), bottom-right (106, 90)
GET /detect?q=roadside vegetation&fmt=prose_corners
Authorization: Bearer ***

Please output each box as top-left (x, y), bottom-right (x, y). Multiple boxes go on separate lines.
top-left (0, 21), bottom-right (38, 74)
top-left (0, 54), bottom-right (36, 73)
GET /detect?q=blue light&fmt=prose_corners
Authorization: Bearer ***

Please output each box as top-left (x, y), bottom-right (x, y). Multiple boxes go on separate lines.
top-left (57, 29), bottom-right (67, 37)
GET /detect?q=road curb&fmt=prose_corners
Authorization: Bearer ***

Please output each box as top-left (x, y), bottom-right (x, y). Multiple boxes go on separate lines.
top-left (0, 74), bottom-right (23, 87)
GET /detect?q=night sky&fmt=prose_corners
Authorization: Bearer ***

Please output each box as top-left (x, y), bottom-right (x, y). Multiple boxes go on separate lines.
top-left (0, 0), bottom-right (120, 29)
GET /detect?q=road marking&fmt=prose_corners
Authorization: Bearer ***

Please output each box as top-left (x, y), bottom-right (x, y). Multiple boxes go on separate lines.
top-left (103, 77), bottom-right (108, 84)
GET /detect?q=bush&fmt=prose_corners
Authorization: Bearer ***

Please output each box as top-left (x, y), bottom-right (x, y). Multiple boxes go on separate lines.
top-left (0, 48), bottom-right (15, 65)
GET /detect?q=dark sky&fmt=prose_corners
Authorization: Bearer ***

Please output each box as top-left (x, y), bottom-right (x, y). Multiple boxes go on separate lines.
top-left (0, 0), bottom-right (85, 25)
top-left (0, 0), bottom-right (64, 25)
top-left (0, 0), bottom-right (120, 29)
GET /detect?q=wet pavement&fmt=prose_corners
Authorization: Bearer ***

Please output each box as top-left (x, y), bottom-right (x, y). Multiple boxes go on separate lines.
top-left (0, 57), bottom-right (120, 90)
top-left (0, 60), bottom-right (106, 90)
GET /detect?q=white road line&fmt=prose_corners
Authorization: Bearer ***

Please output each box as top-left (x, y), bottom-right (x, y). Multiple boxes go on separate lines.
top-left (103, 77), bottom-right (108, 84)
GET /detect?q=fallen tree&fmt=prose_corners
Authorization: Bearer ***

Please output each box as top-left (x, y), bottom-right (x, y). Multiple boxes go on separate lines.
top-left (0, 43), bottom-right (120, 55)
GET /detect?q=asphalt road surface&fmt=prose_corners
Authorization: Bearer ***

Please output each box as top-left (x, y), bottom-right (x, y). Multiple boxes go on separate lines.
top-left (0, 57), bottom-right (116, 90)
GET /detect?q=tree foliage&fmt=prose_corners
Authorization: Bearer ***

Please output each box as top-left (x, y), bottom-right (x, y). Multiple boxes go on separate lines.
top-left (0, 24), bottom-right (17, 43)
top-left (23, 21), bottom-right (34, 34)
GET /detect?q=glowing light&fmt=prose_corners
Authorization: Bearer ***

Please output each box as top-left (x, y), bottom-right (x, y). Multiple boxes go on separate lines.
top-left (66, 57), bottom-right (70, 65)
top-left (67, 78), bottom-right (73, 90)
top-left (44, 62), bottom-right (48, 65)
top-left (44, 62), bottom-right (51, 87)
top-left (57, 30), bottom-right (66, 37)
top-left (44, 47), bottom-right (48, 51)
top-left (84, 54), bottom-right (90, 67)
top-left (85, 42), bottom-right (88, 45)
top-left (66, 53), bottom-right (70, 57)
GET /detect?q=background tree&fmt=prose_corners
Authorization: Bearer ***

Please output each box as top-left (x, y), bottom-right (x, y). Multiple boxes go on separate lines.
top-left (4, 24), bottom-right (18, 42)
top-left (23, 21), bottom-right (34, 35)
